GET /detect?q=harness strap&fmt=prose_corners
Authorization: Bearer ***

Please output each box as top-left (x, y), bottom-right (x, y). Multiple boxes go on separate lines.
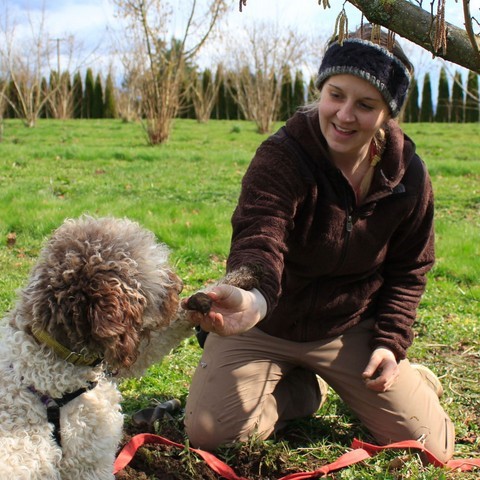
top-left (113, 434), bottom-right (480, 478)
top-left (28, 381), bottom-right (97, 447)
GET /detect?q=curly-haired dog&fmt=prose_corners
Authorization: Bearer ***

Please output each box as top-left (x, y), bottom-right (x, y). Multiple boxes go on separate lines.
top-left (0, 216), bottom-right (195, 480)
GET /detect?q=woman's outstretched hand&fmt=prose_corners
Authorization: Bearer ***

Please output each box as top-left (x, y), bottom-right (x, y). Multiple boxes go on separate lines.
top-left (182, 285), bottom-right (267, 336)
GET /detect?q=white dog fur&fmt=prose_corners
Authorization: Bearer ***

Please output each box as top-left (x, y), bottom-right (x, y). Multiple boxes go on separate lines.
top-left (0, 216), bottom-right (194, 479)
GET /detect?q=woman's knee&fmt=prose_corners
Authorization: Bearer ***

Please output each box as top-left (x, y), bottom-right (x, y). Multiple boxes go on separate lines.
top-left (184, 407), bottom-right (235, 451)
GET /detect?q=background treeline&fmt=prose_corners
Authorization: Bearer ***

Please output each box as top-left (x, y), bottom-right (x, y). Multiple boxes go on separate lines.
top-left (403, 68), bottom-right (480, 123)
top-left (2, 65), bottom-right (479, 123)
top-left (2, 68), bottom-right (117, 120)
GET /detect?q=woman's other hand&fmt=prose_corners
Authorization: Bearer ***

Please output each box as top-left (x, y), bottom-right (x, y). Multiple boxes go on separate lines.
top-left (362, 347), bottom-right (399, 392)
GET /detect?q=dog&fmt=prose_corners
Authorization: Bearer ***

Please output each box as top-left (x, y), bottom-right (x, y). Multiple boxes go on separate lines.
top-left (0, 216), bottom-right (195, 479)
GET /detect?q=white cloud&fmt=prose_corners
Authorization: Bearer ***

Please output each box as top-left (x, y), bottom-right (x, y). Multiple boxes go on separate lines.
top-left (8, 0), bottom-right (114, 46)
top-left (9, 0), bottom-right (475, 47)
top-left (4, 0), bottom-right (478, 83)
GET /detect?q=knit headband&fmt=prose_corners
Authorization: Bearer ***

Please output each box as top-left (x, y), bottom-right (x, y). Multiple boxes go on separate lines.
top-left (315, 38), bottom-right (412, 117)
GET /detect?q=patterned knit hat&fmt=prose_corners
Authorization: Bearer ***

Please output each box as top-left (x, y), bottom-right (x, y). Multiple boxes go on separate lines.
top-left (315, 38), bottom-right (412, 117)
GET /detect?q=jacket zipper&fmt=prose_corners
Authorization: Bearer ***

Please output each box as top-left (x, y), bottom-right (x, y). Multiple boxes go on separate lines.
top-left (336, 211), bottom-right (353, 271)
top-left (346, 215), bottom-right (353, 233)
top-left (339, 188), bottom-right (396, 271)
top-left (302, 200), bottom-right (353, 341)
top-left (336, 182), bottom-right (354, 272)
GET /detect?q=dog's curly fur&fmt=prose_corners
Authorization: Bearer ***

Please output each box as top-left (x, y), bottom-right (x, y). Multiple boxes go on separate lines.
top-left (0, 216), bottom-right (194, 479)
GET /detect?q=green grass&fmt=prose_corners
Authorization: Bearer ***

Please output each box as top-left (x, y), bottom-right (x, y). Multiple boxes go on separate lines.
top-left (0, 119), bottom-right (479, 479)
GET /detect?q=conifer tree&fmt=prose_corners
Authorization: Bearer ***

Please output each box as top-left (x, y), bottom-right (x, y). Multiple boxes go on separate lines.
top-left (93, 73), bottom-right (104, 119)
top-left (6, 80), bottom-right (18, 118)
top-left (465, 71), bottom-right (479, 123)
top-left (225, 72), bottom-right (240, 120)
top-left (48, 70), bottom-right (59, 119)
top-left (214, 65), bottom-right (227, 120)
top-left (185, 76), bottom-right (196, 119)
top-left (404, 78), bottom-right (420, 123)
top-left (39, 77), bottom-right (49, 119)
top-left (202, 68), bottom-right (214, 120)
top-left (420, 73), bottom-right (433, 122)
top-left (72, 72), bottom-right (83, 119)
top-left (59, 71), bottom-right (72, 119)
top-left (435, 67), bottom-right (450, 122)
top-left (176, 77), bottom-right (190, 119)
top-left (307, 77), bottom-right (316, 103)
top-left (103, 73), bottom-right (117, 119)
top-left (292, 70), bottom-right (305, 111)
top-left (279, 66), bottom-right (293, 121)
top-left (202, 68), bottom-right (212, 91)
top-left (451, 71), bottom-right (464, 123)
top-left (83, 68), bottom-right (95, 119)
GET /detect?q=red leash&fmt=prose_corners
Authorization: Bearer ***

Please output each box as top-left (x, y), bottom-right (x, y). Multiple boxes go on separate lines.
top-left (113, 433), bottom-right (480, 478)
top-left (351, 438), bottom-right (480, 472)
top-left (114, 433), bottom-right (249, 480)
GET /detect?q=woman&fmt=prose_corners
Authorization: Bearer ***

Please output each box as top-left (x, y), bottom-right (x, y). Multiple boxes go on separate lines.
top-left (183, 26), bottom-right (455, 463)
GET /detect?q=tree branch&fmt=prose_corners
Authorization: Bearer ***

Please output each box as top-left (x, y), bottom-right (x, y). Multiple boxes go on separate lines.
top-left (462, 0), bottom-right (480, 59)
top-left (347, 0), bottom-right (480, 73)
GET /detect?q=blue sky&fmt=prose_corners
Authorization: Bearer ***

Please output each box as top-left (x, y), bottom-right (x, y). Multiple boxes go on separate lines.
top-left (8, 0), bottom-right (472, 38)
top-left (5, 0), bottom-right (478, 90)
top-left (8, 0), bottom-right (473, 44)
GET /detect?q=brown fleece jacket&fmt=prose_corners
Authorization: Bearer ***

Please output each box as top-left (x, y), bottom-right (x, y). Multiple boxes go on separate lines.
top-left (226, 109), bottom-right (435, 360)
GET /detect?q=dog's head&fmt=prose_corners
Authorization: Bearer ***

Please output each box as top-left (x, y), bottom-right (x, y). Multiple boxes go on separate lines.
top-left (17, 216), bottom-right (183, 369)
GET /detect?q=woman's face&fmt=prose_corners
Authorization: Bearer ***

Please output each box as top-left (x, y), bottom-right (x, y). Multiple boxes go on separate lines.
top-left (318, 74), bottom-right (390, 165)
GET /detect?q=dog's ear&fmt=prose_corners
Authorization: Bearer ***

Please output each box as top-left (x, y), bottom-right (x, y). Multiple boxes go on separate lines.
top-left (87, 276), bottom-right (147, 369)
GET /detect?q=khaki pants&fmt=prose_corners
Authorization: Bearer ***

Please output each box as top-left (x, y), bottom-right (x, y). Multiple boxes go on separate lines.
top-left (184, 320), bottom-right (455, 462)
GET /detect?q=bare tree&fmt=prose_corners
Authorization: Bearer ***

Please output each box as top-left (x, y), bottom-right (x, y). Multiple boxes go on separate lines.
top-left (0, 4), bottom-right (87, 125)
top-left (0, 3), bottom-right (52, 127)
top-left (112, 0), bottom-right (228, 145)
top-left (189, 67), bottom-right (221, 123)
top-left (45, 70), bottom-right (73, 120)
top-left (115, 55), bottom-right (143, 122)
top-left (45, 36), bottom-right (83, 120)
top-left (0, 77), bottom-right (8, 140)
top-left (227, 21), bottom-right (309, 134)
top-left (241, 0), bottom-right (480, 73)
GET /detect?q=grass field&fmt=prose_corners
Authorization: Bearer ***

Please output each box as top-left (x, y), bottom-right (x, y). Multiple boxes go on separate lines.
top-left (0, 118), bottom-right (479, 479)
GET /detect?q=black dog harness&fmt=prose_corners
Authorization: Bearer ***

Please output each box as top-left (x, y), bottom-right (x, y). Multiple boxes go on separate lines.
top-left (28, 382), bottom-right (97, 447)
top-left (27, 327), bottom-right (103, 448)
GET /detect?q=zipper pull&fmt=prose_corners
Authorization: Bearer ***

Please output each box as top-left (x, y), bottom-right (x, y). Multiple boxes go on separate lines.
top-left (346, 215), bottom-right (353, 232)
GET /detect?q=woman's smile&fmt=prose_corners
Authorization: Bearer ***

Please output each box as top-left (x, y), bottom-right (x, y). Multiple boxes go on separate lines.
top-left (332, 123), bottom-right (356, 135)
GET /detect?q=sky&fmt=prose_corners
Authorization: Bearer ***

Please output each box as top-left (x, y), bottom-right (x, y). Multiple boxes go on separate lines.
top-left (7, 0), bottom-right (473, 34)
top-left (5, 0), bottom-right (479, 89)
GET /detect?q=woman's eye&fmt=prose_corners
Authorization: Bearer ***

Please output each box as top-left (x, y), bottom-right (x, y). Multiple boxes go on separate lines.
top-left (360, 103), bottom-right (374, 111)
